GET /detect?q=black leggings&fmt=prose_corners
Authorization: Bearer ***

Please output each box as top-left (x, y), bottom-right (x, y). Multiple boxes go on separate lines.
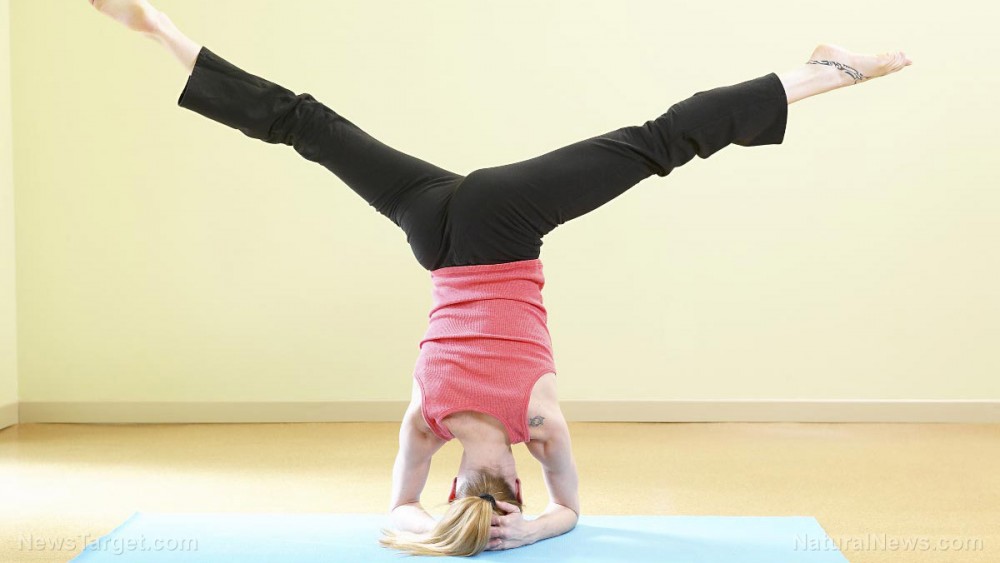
top-left (178, 47), bottom-right (789, 271)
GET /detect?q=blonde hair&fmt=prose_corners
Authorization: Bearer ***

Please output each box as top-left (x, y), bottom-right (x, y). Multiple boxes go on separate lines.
top-left (379, 469), bottom-right (524, 557)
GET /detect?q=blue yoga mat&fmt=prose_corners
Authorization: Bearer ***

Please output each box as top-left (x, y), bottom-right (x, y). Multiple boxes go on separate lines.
top-left (71, 513), bottom-right (848, 562)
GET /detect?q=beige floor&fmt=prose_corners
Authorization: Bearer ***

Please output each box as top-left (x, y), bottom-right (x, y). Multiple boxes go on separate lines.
top-left (1, 422), bottom-right (997, 562)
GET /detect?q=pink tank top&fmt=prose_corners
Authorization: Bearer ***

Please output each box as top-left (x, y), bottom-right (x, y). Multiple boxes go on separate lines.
top-left (414, 258), bottom-right (557, 444)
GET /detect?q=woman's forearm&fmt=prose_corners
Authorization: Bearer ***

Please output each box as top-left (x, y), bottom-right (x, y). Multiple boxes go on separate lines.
top-left (527, 502), bottom-right (579, 544)
top-left (388, 503), bottom-right (437, 535)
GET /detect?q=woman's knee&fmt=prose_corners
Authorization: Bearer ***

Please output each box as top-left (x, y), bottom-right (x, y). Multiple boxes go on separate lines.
top-left (267, 93), bottom-right (329, 146)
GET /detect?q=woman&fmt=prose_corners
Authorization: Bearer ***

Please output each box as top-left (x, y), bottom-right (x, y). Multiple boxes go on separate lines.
top-left (89, 0), bottom-right (912, 556)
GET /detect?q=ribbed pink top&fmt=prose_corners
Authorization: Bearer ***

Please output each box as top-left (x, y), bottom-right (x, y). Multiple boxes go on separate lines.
top-left (414, 258), bottom-right (557, 444)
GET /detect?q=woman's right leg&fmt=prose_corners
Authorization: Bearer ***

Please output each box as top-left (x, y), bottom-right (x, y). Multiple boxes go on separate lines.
top-left (90, 0), bottom-right (463, 271)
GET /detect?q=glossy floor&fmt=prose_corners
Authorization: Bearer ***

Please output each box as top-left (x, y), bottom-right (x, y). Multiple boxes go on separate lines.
top-left (1, 422), bottom-right (997, 562)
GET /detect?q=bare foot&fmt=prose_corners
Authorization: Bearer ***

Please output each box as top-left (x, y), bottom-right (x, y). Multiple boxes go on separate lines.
top-left (807, 44), bottom-right (913, 85)
top-left (89, 0), bottom-right (161, 35)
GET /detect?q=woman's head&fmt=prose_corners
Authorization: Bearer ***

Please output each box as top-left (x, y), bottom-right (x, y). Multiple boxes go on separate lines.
top-left (379, 469), bottom-right (524, 557)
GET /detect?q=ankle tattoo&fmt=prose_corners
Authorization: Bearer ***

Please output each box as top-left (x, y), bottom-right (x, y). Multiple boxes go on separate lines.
top-left (807, 59), bottom-right (866, 84)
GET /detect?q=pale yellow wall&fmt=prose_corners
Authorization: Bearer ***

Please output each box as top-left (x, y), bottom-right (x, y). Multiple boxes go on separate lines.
top-left (0, 0), bottom-right (18, 415)
top-left (9, 0), bottom-right (999, 404)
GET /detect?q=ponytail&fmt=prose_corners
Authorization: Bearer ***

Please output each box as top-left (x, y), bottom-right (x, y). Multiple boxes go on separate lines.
top-left (379, 496), bottom-right (494, 556)
top-left (379, 469), bottom-right (523, 557)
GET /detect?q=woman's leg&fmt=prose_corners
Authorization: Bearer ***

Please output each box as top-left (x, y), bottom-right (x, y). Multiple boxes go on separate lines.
top-left (90, 0), bottom-right (199, 72)
top-left (445, 45), bottom-right (912, 266)
top-left (90, 0), bottom-right (463, 271)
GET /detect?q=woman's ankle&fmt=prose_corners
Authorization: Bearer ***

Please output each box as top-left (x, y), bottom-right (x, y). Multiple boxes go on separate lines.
top-left (145, 11), bottom-right (201, 74)
top-left (140, 8), bottom-right (174, 41)
top-left (778, 64), bottom-right (847, 105)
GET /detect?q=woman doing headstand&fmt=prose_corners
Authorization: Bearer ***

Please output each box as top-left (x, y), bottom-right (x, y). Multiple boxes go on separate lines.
top-left (89, 0), bottom-right (912, 556)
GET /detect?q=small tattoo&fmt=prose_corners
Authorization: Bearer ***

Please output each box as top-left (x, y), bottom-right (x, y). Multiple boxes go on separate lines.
top-left (528, 415), bottom-right (545, 428)
top-left (807, 59), bottom-right (866, 84)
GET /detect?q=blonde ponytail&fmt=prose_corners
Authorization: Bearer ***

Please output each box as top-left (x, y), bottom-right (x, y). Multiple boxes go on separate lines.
top-left (379, 470), bottom-right (523, 557)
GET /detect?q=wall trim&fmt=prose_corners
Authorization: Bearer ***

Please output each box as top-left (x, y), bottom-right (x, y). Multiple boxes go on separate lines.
top-left (16, 400), bottom-right (1000, 424)
top-left (0, 401), bottom-right (17, 430)
top-left (19, 401), bottom-right (408, 424)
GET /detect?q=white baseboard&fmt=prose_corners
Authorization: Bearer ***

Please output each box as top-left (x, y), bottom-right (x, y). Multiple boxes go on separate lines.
top-left (16, 399), bottom-right (1000, 424)
top-left (18, 401), bottom-right (408, 424)
top-left (0, 402), bottom-right (17, 430)
top-left (559, 400), bottom-right (1000, 423)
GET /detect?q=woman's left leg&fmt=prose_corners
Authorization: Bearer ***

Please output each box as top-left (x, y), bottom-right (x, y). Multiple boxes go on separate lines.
top-left (445, 45), bottom-right (911, 267)
top-left (444, 71), bottom-right (789, 266)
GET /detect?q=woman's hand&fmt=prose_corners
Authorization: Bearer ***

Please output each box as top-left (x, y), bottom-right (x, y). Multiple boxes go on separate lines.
top-left (486, 501), bottom-right (536, 551)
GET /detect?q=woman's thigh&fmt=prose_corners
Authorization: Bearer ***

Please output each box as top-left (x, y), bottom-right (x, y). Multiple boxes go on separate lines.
top-left (443, 72), bottom-right (788, 268)
top-left (443, 133), bottom-right (653, 267)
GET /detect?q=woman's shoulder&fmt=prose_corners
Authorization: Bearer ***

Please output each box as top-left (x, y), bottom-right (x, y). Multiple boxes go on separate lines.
top-left (407, 380), bottom-right (447, 441)
top-left (526, 372), bottom-right (564, 443)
